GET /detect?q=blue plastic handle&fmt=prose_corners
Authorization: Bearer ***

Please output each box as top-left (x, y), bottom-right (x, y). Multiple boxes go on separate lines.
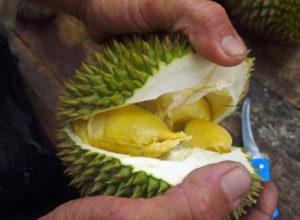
top-left (251, 158), bottom-right (270, 181)
top-left (251, 158), bottom-right (279, 219)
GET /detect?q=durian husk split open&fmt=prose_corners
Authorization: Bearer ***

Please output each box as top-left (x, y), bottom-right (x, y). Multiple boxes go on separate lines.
top-left (57, 34), bottom-right (261, 219)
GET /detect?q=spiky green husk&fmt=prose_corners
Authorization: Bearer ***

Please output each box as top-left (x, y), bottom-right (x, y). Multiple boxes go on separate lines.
top-left (57, 34), bottom-right (261, 220)
top-left (223, 0), bottom-right (300, 45)
top-left (57, 129), bottom-right (171, 198)
top-left (58, 34), bottom-right (192, 123)
top-left (57, 128), bottom-right (262, 220)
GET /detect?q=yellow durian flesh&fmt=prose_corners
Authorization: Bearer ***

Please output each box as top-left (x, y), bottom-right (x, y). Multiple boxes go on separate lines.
top-left (167, 98), bottom-right (211, 131)
top-left (66, 51), bottom-right (252, 163)
top-left (73, 96), bottom-right (233, 157)
top-left (72, 105), bottom-right (186, 158)
top-left (72, 119), bottom-right (89, 143)
top-left (205, 91), bottom-right (233, 122)
top-left (184, 119), bottom-right (232, 153)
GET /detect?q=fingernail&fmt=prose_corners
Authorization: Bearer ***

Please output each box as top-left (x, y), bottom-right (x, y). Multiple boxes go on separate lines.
top-left (221, 35), bottom-right (247, 57)
top-left (221, 168), bottom-right (252, 203)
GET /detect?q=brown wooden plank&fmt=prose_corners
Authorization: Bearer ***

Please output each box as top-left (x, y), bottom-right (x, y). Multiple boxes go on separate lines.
top-left (248, 41), bottom-right (300, 109)
top-left (13, 13), bottom-right (102, 82)
top-left (9, 33), bottom-right (63, 144)
top-left (9, 13), bottom-right (103, 144)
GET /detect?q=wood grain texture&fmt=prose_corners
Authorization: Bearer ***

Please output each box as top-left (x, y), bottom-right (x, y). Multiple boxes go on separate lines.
top-left (8, 13), bottom-right (300, 219)
top-left (9, 34), bottom-right (62, 144)
top-left (12, 14), bottom-right (101, 82)
top-left (251, 45), bottom-right (300, 109)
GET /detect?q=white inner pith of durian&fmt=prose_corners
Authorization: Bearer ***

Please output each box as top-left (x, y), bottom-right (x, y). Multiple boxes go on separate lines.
top-left (126, 54), bottom-right (249, 123)
top-left (68, 128), bottom-right (253, 185)
top-left (68, 54), bottom-right (252, 185)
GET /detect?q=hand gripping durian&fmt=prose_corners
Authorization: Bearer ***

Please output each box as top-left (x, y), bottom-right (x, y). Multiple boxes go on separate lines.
top-left (57, 34), bottom-right (261, 220)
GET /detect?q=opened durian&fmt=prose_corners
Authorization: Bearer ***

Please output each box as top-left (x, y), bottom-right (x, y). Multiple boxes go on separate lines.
top-left (57, 34), bottom-right (261, 219)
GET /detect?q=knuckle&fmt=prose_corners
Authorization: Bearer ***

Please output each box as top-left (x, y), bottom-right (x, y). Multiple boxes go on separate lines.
top-left (108, 207), bottom-right (144, 220)
top-left (138, 0), bottom-right (158, 28)
top-left (198, 195), bottom-right (215, 220)
top-left (178, 0), bottom-right (231, 34)
top-left (199, 2), bottom-right (228, 26)
top-left (177, 0), bottom-right (190, 11)
top-left (201, 1), bottom-right (226, 17)
top-left (183, 1), bottom-right (226, 19)
top-left (180, 183), bottom-right (215, 220)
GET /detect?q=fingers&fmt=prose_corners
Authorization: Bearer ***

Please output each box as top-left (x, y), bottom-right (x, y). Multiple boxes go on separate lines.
top-left (142, 0), bottom-right (247, 66)
top-left (78, 0), bottom-right (246, 66)
top-left (162, 161), bottom-right (253, 219)
top-left (183, 1), bottom-right (247, 66)
top-left (40, 162), bottom-right (254, 220)
top-left (78, 0), bottom-right (155, 43)
top-left (242, 182), bottom-right (278, 220)
top-left (39, 196), bottom-right (143, 220)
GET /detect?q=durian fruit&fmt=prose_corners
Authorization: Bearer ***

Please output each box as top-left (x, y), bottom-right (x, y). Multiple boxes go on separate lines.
top-left (57, 34), bottom-right (260, 219)
top-left (222, 0), bottom-right (300, 45)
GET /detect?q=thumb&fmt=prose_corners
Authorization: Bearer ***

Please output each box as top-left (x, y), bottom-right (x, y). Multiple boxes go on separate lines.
top-left (39, 161), bottom-right (252, 220)
top-left (78, 0), bottom-right (246, 66)
top-left (141, 0), bottom-right (247, 66)
top-left (163, 161), bottom-right (252, 219)
top-left (178, 1), bottom-right (248, 66)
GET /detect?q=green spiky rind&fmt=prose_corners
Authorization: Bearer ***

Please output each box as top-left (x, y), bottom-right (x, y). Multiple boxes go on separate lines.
top-left (226, 148), bottom-right (263, 220)
top-left (57, 126), bottom-right (262, 219)
top-left (224, 0), bottom-right (300, 45)
top-left (239, 57), bottom-right (254, 102)
top-left (57, 33), bottom-right (261, 219)
top-left (57, 128), bottom-right (172, 198)
top-left (227, 175), bottom-right (263, 220)
top-left (58, 34), bottom-right (192, 123)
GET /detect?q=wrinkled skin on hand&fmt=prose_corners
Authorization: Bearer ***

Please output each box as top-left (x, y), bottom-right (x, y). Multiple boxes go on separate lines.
top-left (40, 162), bottom-right (277, 220)
top-left (32, 0), bottom-right (247, 66)
top-left (79, 0), bottom-right (247, 67)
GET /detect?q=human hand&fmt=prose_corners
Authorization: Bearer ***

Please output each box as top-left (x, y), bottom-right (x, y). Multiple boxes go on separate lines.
top-left (31, 0), bottom-right (247, 66)
top-left (40, 161), bottom-right (277, 220)
top-left (76, 0), bottom-right (247, 66)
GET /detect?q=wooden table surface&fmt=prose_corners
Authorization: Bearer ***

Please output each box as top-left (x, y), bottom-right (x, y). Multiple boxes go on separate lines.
top-left (8, 14), bottom-right (300, 219)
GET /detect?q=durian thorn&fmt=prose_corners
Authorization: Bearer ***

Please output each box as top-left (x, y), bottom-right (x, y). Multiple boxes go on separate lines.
top-left (104, 47), bottom-right (118, 65)
top-left (82, 168), bottom-right (98, 176)
top-left (82, 63), bottom-right (95, 75)
top-left (147, 178), bottom-right (160, 193)
top-left (85, 183), bottom-right (106, 195)
top-left (130, 51), bottom-right (144, 68)
top-left (101, 58), bottom-right (115, 75)
top-left (94, 172), bottom-right (111, 182)
top-left (101, 161), bottom-right (121, 172)
top-left (103, 184), bottom-right (118, 195)
top-left (132, 172), bottom-right (148, 185)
